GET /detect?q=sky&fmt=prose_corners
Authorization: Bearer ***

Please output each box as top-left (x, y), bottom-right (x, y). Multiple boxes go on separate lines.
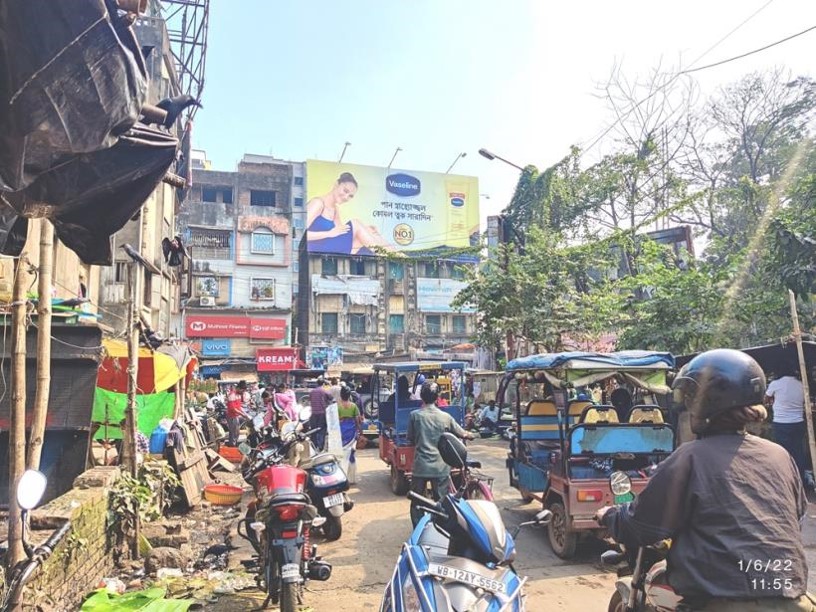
top-left (190, 0), bottom-right (816, 230)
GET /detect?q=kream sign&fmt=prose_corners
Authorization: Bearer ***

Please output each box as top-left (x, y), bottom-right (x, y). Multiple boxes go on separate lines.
top-left (256, 347), bottom-right (298, 371)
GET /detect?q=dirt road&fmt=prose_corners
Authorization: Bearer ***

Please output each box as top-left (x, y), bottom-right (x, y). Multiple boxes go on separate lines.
top-left (219, 438), bottom-right (618, 611)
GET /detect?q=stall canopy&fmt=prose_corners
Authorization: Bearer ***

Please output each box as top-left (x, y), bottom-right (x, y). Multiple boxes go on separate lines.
top-left (96, 339), bottom-right (197, 394)
top-left (677, 340), bottom-right (816, 376)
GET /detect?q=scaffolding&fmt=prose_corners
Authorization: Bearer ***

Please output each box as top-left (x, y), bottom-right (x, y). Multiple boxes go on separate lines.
top-left (160, 0), bottom-right (209, 119)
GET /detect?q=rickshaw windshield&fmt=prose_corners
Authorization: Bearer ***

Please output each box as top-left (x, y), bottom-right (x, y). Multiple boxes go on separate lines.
top-left (569, 424), bottom-right (675, 455)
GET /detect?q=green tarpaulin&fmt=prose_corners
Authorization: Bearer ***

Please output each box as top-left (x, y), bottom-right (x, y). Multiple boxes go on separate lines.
top-left (81, 587), bottom-right (192, 611)
top-left (92, 387), bottom-right (176, 440)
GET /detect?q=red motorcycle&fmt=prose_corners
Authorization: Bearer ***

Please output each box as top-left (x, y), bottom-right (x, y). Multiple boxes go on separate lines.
top-left (239, 427), bottom-right (332, 611)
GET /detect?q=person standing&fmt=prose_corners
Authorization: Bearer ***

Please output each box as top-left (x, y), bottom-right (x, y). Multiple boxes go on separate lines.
top-left (309, 378), bottom-right (333, 451)
top-left (407, 381), bottom-right (474, 525)
top-left (328, 377), bottom-right (342, 403)
top-left (337, 386), bottom-right (362, 484)
top-left (766, 368), bottom-right (808, 480)
top-left (226, 383), bottom-right (250, 446)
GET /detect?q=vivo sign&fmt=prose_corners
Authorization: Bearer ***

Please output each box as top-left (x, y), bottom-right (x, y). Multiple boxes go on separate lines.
top-left (386, 173), bottom-right (421, 197)
top-left (201, 339), bottom-right (231, 356)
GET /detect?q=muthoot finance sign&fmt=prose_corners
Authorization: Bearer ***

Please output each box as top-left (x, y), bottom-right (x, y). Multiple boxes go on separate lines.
top-left (305, 160), bottom-right (479, 261)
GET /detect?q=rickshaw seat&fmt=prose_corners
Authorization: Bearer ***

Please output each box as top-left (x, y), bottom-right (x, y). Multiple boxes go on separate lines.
top-left (628, 405), bottom-right (664, 423)
top-left (567, 401), bottom-right (592, 425)
top-left (519, 415), bottom-right (560, 442)
top-left (580, 406), bottom-right (619, 424)
top-left (527, 400), bottom-right (557, 416)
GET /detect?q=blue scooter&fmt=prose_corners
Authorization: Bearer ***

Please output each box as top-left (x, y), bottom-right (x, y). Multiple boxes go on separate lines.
top-left (380, 433), bottom-right (551, 611)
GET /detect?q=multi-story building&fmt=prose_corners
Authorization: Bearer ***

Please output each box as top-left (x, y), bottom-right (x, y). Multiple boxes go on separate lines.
top-left (175, 153), bottom-right (298, 380)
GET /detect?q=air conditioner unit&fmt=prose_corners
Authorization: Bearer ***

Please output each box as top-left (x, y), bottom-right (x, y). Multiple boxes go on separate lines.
top-left (200, 296), bottom-right (216, 306)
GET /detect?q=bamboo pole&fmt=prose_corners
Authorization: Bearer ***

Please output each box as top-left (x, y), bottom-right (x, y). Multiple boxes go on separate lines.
top-left (788, 290), bottom-right (816, 481)
top-left (122, 261), bottom-right (141, 558)
top-left (7, 254), bottom-right (30, 568)
top-left (27, 221), bottom-right (54, 470)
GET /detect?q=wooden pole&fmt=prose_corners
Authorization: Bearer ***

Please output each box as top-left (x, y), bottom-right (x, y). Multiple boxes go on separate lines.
top-left (7, 254), bottom-right (30, 568)
top-left (122, 261), bottom-right (141, 558)
top-left (27, 222), bottom-right (54, 470)
top-left (788, 290), bottom-right (816, 480)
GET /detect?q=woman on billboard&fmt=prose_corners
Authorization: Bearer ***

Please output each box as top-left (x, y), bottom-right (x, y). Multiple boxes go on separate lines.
top-left (306, 172), bottom-right (397, 255)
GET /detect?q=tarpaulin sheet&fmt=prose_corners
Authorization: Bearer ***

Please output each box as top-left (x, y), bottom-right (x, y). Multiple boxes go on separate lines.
top-left (97, 339), bottom-right (197, 394)
top-left (92, 387), bottom-right (175, 440)
top-left (81, 587), bottom-right (192, 611)
top-left (506, 351), bottom-right (675, 372)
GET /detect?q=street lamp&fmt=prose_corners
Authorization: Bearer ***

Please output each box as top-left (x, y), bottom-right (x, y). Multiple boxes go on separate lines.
top-left (338, 141), bottom-right (351, 162)
top-left (387, 147), bottom-right (402, 169)
top-left (478, 148), bottom-right (525, 171)
top-left (445, 152), bottom-right (467, 174)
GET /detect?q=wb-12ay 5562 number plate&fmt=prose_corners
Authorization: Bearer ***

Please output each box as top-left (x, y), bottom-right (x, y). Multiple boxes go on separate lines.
top-left (427, 563), bottom-right (507, 594)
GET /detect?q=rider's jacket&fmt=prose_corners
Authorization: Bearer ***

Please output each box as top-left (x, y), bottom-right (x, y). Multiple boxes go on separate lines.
top-left (602, 432), bottom-right (808, 603)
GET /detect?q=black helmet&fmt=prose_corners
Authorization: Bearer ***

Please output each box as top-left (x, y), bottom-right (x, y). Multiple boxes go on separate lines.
top-left (672, 349), bottom-right (766, 433)
top-left (420, 381), bottom-right (439, 404)
top-left (438, 432), bottom-right (467, 469)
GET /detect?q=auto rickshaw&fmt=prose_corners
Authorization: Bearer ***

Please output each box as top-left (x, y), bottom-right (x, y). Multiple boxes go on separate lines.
top-left (502, 351), bottom-right (677, 558)
top-left (372, 361), bottom-right (466, 495)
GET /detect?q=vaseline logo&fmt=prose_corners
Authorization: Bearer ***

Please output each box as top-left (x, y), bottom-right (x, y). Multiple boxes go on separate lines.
top-left (386, 173), bottom-right (421, 197)
top-left (393, 224), bottom-right (415, 246)
top-left (450, 197), bottom-right (465, 207)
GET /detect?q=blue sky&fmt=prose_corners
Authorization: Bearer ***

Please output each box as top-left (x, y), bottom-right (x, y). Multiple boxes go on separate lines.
top-left (192, 0), bottom-right (816, 227)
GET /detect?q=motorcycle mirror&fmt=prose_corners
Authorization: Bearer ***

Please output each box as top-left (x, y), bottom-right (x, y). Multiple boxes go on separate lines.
top-left (17, 469), bottom-right (47, 511)
top-left (609, 471), bottom-right (632, 496)
top-left (534, 509), bottom-right (552, 525)
top-left (312, 516), bottom-right (327, 527)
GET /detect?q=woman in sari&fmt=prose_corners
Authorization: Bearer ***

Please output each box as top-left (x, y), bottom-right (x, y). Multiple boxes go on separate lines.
top-left (337, 385), bottom-right (362, 484)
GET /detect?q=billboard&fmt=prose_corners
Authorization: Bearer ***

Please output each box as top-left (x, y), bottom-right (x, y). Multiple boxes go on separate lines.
top-left (417, 278), bottom-right (475, 313)
top-left (305, 160), bottom-right (479, 261)
top-left (186, 315), bottom-right (286, 339)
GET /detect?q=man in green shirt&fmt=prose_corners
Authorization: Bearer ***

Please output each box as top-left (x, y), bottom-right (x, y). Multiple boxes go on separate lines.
top-left (407, 381), bottom-right (474, 525)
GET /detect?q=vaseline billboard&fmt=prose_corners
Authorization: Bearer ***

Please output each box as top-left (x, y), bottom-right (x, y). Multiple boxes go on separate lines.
top-left (305, 160), bottom-right (479, 261)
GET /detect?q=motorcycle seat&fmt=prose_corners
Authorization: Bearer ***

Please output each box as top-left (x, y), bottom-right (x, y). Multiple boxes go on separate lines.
top-left (299, 452), bottom-right (337, 470)
top-left (267, 491), bottom-right (311, 507)
top-left (416, 521), bottom-right (449, 556)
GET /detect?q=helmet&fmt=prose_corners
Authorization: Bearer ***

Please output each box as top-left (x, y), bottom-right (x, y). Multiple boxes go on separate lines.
top-left (437, 432), bottom-right (467, 469)
top-left (420, 381), bottom-right (439, 404)
top-left (672, 349), bottom-right (766, 433)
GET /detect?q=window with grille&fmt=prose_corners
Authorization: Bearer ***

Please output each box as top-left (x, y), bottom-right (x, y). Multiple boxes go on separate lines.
top-left (222, 188), bottom-right (234, 204)
top-left (389, 262), bottom-right (404, 281)
top-left (189, 228), bottom-right (231, 259)
top-left (251, 190), bottom-right (276, 206)
top-left (322, 313), bottom-right (338, 334)
top-left (452, 315), bottom-right (466, 334)
top-left (250, 278), bottom-right (275, 301)
top-left (294, 177), bottom-right (304, 186)
top-left (389, 314), bottom-right (404, 333)
top-left (350, 259), bottom-right (366, 275)
top-left (349, 313), bottom-right (366, 335)
top-left (294, 197), bottom-right (304, 207)
top-left (251, 229), bottom-right (275, 254)
top-left (426, 315), bottom-right (441, 334)
top-left (424, 262), bottom-right (439, 278)
top-left (322, 257), bottom-right (338, 276)
top-left (202, 187), bottom-right (218, 202)
top-left (450, 265), bottom-right (466, 280)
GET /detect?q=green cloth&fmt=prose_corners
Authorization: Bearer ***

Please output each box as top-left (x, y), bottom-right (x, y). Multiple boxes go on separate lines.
top-left (407, 405), bottom-right (468, 478)
top-left (81, 587), bottom-right (192, 611)
top-left (91, 387), bottom-right (176, 440)
top-left (337, 400), bottom-right (359, 419)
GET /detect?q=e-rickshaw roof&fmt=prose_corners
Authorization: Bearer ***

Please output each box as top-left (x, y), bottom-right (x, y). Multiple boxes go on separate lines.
top-left (373, 361), bottom-right (468, 374)
top-left (504, 351), bottom-right (675, 394)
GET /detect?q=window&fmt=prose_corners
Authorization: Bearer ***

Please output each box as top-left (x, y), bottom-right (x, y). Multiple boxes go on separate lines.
top-left (294, 197), bottom-right (304, 207)
top-left (143, 270), bottom-right (153, 307)
top-left (195, 276), bottom-right (219, 297)
top-left (114, 262), bottom-right (127, 282)
top-left (202, 187), bottom-right (218, 202)
top-left (426, 315), bottom-right (441, 335)
top-left (322, 257), bottom-right (338, 276)
top-left (251, 228), bottom-right (275, 254)
top-left (349, 313), bottom-right (366, 335)
top-left (450, 265), bottom-right (466, 280)
top-left (222, 188), bottom-right (234, 204)
top-left (388, 262), bottom-right (404, 281)
top-left (294, 177), bottom-right (304, 186)
top-left (189, 228), bottom-right (231, 259)
top-left (250, 190), bottom-right (276, 207)
top-left (321, 313), bottom-right (338, 334)
top-left (452, 315), bottom-right (467, 334)
top-left (424, 262), bottom-right (439, 278)
top-left (350, 259), bottom-right (366, 275)
top-left (293, 218), bottom-right (304, 230)
top-left (389, 314), bottom-right (404, 334)
top-left (250, 278), bottom-right (275, 301)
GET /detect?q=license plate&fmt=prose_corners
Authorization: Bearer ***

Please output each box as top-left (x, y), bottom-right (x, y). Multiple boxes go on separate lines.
top-left (324, 493), bottom-right (344, 508)
top-left (427, 562), bottom-right (507, 594)
top-left (281, 563), bottom-right (300, 580)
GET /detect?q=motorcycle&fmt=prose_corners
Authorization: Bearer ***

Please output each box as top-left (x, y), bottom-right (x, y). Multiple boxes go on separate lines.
top-left (381, 433), bottom-right (551, 611)
top-left (238, 427), bottom-right (333, 612)
top-left (600, 471), bottom-right (680, 612)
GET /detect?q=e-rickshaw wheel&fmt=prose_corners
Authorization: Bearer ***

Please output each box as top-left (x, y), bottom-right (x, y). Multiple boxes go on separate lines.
top-left (547, 501), bottom-right (578, 559)
top-left (390, 464), bottom-right (410, 496)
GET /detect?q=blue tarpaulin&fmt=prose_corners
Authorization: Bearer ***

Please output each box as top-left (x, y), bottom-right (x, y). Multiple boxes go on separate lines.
top-left (506, 351), bottom-right (675, 372)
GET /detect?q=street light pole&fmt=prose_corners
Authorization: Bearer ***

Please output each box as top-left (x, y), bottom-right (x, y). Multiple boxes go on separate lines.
top-left (387, 147), bottom-right (402, 169)
top-left (445, 152), bottom-right (467, 174)
top-left (478, 148), bottom-right (525, 171)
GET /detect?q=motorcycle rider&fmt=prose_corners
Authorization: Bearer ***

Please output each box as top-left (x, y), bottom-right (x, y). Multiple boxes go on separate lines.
top-left (595, 349), bottom-right (814, 611)
top-left (407, 381), bottom-right (474, 525)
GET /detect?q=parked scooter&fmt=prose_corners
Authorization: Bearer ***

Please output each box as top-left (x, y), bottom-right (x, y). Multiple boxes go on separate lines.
top-left (381, 433), bottom-right (551, 611)
top-left (238, 427), bottom-right (332, 612)
top-left (599, 471), bottom-right (680, 612)
top-left (2, 471), bottom-right (72, 612)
